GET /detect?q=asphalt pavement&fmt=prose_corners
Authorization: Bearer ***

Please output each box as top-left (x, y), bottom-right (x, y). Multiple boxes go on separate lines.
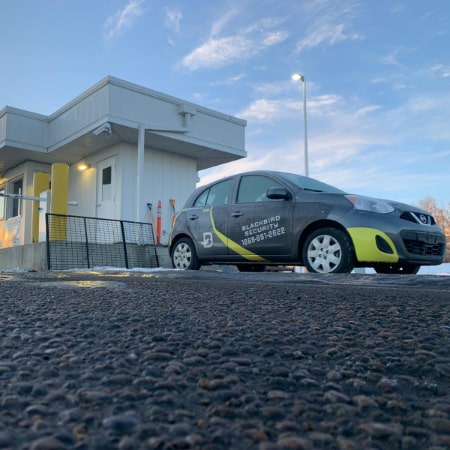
top-left (0, 269), bottom-right (449, 449)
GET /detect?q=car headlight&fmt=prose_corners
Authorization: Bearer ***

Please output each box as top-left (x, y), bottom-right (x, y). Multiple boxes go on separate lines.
top-left (345, 195), bottom-right (395, 214)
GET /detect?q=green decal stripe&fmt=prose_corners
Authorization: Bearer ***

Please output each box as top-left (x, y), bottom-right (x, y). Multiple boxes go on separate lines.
top-left (347, 227), bottom-right (399, 263)
top-left (210, 209), bottom-right (267, 262)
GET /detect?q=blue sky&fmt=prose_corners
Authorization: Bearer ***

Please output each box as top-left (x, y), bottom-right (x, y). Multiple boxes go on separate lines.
top-left (1, 0), bottom-right (449, 206)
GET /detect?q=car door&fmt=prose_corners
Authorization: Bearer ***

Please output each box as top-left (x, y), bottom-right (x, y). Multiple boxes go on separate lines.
top-left (227, 175), bottom-right (294, 257)
top-left (186, 178), bottom-right (233, 258)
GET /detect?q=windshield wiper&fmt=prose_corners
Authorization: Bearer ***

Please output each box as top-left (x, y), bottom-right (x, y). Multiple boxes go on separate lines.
top-left (302, 188), bottom-right (324, 192)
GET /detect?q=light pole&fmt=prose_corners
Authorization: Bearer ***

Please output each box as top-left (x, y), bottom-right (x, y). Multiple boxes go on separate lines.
top-left (292, 73), bottom-right (309, 177)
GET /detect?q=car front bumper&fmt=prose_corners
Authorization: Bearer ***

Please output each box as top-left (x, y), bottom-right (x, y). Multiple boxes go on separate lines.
top-left (347, 226), bottom-right (445, 266)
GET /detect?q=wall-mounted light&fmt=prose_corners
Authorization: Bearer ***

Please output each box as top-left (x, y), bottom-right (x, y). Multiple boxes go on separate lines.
top-left (77, 160), bottom-right (90, 171)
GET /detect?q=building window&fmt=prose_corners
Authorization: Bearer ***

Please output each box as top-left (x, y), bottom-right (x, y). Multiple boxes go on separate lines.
top-left (0, 177), bottom-right (24, 219)
top-left (11, 179), bottom-right (23, 217)
top-left (102, 166), bottom-right (112, 201)
top-left (0, 185), bottom-right (5, 220)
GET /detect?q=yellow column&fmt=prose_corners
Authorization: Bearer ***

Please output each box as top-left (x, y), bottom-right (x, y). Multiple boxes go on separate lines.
top-left (31, 172), bottom-right (50, 243)
top-left (50, 163), bottom-right (69, 240)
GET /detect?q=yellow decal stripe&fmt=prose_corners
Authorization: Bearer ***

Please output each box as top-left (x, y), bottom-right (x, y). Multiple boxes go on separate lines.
top-left (210, 209), bottom-right (267, 262)
top-left (347, 227), bottom-right (398, 263)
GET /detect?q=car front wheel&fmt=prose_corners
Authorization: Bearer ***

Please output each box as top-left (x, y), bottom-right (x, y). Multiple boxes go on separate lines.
top-left (171, 238), bottom-right (200, 270)
top-left (303, 228), bottom-right (354, 274)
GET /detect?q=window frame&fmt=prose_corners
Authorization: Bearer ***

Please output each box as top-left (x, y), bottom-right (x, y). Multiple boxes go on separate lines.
top-left (0, 184), bottom-right (6, 220)
top-left (0, 176), bottom-right (24, 220)
top-left (236, 175), bottom-right (286, 204)
top-left (193, 178), bottom-right (233, 207)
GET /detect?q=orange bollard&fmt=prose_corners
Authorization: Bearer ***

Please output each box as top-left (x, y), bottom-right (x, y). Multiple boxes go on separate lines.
top-left (156, 200), bottom-right (162, 244)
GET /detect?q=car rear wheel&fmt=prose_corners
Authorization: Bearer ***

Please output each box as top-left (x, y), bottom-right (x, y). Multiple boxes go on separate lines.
top-left (373, 263), bottom-right (420, 274)
top-left (303, 228), bottom-right (354, 274)
top-left (171, 238), bottom-right (200, 270)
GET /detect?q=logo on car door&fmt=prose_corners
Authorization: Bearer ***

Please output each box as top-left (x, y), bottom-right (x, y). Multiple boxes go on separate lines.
top-left (200, 232), bottom-right (213, 248)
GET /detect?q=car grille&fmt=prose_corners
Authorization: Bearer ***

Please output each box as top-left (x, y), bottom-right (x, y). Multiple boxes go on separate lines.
top-left (401, 230), bottom-right (445, 257)
top-left (403, 239), bottom-right (444, 256)
top-left (400, 211), bottom-right (436, 225)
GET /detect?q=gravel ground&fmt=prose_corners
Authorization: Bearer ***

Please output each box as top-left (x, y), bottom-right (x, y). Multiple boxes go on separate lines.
top-left (0, 270), bottom-right (449, 450)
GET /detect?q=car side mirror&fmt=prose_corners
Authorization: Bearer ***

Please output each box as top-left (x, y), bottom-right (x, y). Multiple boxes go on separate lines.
top-left (266, 187), bottom-right (291, 200)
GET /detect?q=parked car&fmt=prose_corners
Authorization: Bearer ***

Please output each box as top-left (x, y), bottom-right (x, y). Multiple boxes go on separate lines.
top-left (169, 170), bottom-right (446, 274)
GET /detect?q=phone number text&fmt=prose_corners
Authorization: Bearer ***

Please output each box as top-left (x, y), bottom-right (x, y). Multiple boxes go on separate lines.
top-left (241, 227), bottom-right (286, 246)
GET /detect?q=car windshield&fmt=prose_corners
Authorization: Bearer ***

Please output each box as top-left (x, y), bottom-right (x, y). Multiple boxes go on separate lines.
top-left (281, 172), bottom-right (346, 194)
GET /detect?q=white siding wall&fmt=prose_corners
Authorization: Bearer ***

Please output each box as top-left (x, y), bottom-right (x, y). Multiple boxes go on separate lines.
top-left (109, 84), bottom-right (183, 128)
top-left (68, 145), bottom-right (121, 218)
top-left (193, 108), bottom-right (245, 152)
top-left (120, 143), bottom-right (197, 244)
top-left (68, 142), bottom-right (197, 244)
top-left (48, 85), bottom-right (109, 150)
top-left (2, 109), bottom-right (47, 152)
top-left (68, 162), bottom-right (97, 217)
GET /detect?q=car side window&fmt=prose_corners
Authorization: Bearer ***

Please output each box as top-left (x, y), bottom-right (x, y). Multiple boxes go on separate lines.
top-left (193, 189), bottom-right (209, 207)
top-left (193, 179), bottom-right (233, 207)
top-left (237, 175), bottom-right (285, 203)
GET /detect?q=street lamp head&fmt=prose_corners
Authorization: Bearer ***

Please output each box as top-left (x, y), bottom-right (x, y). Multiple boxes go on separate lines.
top-left (292, 73), bottom-right (305, 82)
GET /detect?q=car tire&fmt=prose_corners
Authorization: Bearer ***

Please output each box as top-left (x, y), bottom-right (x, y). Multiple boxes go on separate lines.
top-left (373, 263), bottom-right (420, 274)
top-left (303, 227), bottom-right (354, 274)
top-left (171, 238), bottom-right (200, 270)
top-left (237, 264), bottom-right (266, 272)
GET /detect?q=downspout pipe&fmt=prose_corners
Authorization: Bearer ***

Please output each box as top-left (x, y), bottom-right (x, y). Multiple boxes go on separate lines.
top-left (136, 125), bottom-right (145, 223)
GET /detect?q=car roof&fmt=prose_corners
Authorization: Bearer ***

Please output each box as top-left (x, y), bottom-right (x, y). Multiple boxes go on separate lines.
top-left (197, 170), bottom-right (303, 189)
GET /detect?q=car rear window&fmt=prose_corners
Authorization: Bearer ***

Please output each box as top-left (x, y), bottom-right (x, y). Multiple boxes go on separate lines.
top-left (193, 178), bottom-right (233, 207)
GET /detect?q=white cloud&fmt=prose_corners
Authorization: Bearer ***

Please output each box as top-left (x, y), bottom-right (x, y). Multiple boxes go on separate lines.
top-left (294, 0), bottom-right (363, 52)
top-left (211, 9), bottom-right (238, 37)
top-left (263, 31), bottom-right (289, 46)
top-left (296, 23), bottom-right (361, 52)
top-left (255, 81), bottom-right (292, 96)
top-left (308, 94), bottom-right (341, 111)
top-left (165, 7), bottom-right (182, 33)
top-left (237, 94), bottom-right (341, 122)
top-left (380, 49), bottom-right (401, 65)
top-left (237, 98), bottom-right (299, 121)
top-left (180, 15), bottom-right (288, 70)
top-left (181, 36), bottom-right (257, 70)
top-left (210, 73), bottom-right (246, 86)
top-left (104, 0), bottom-right (144, 40)
top-left (354, 105), bottom-right (382, 118)
top-left (430, 64), bottom-right (450, 78)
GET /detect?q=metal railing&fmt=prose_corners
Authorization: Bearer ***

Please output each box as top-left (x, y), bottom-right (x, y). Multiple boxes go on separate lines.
top-left (46, 214), bottom-right (159, 270)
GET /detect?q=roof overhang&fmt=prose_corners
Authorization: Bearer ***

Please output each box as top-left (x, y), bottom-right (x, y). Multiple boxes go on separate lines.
top-left (0, 76), bottom-right (247, 175)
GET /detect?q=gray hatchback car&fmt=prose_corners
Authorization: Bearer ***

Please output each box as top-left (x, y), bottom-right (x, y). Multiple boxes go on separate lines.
top-left (169, 170), bottom-right (446, 274)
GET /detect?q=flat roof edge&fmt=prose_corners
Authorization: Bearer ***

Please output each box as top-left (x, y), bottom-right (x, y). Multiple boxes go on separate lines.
top-left (0, 106), bottom-right (49, 121)
top-left (105, 76), bottom-right (247, 126)
top-left (2, 76), bottom-right (247, 128)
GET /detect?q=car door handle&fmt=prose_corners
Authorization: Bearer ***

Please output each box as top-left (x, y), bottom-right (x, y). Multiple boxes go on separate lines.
top-left (188, 214), bottom-right (199, 220)
top-left (231, 211), bottom-right (244, 217)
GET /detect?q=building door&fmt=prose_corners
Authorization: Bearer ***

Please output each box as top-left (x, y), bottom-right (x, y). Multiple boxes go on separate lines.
top-left (96, 157), bottom-right (116, 220)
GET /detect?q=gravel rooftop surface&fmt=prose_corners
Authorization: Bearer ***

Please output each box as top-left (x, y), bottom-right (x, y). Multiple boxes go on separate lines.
top-left (0, 270), bottom-right (449, 450)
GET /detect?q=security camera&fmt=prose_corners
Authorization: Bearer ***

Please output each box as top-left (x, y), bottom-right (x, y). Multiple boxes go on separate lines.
top-left (93, 123), bottom-right (112, 137)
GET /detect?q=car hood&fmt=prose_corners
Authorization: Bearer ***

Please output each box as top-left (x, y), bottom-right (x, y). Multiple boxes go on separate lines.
top-left (381, 198), bottom-right (429, 215)
top-left (338, 191), bottom-right (428, 215)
